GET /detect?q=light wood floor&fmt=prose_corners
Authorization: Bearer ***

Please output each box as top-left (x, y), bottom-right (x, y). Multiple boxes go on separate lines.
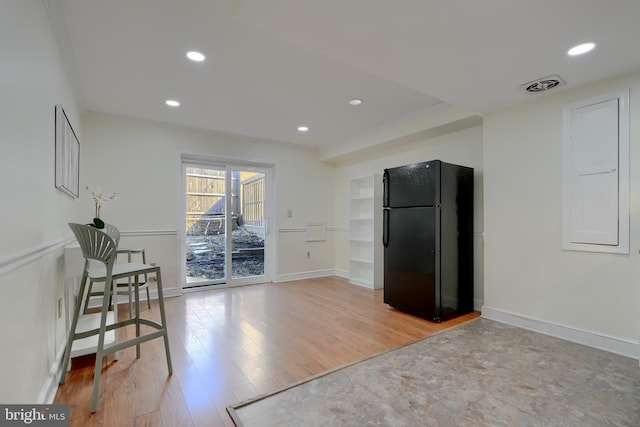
top-left (54, 276), bottom-right (479, 426)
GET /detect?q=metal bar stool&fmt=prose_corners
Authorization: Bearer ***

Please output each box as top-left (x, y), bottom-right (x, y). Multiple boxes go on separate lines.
top-left (60, 223), bottom-right (172, 413)
top-left (83, 247), bottom-right (151, 317)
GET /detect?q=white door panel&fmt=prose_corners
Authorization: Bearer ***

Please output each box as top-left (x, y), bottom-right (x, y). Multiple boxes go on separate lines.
top-left (562, 90), bottom-right (629, 253)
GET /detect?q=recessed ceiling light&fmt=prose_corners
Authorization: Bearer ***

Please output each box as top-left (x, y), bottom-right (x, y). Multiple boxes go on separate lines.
top-left (349, 99), bottom-right (363, 106)
top-left (297, 125), bottom-right (309, 132)
top-left (186, 51), bottom-right (206, 62)
top-left (567, 42), bottom-right (595, 56)
top-left (165, 99), bottom-right (180, 107)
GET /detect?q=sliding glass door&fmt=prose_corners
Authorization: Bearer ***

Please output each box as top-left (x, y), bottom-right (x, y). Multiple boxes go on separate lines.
top-left (183, 161), bottom-right (270, 288)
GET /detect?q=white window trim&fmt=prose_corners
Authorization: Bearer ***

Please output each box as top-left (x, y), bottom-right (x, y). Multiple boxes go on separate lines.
top-left (561, 89), bottom-right (630, 254)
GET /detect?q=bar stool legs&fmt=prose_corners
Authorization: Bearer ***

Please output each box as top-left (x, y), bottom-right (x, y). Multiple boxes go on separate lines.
top-left (63, 223), bottom-right (172, 413)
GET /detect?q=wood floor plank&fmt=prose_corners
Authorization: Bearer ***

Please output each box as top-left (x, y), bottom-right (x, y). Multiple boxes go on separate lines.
top-left (133, 410), bottom-right (164, 427)
top-left (54, 277), bottom-right (479, 426)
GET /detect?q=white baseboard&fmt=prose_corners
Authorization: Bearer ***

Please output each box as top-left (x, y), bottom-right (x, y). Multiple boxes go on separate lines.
top-left (276, 269), bottom-right (343, 282)
top-left (348, 279), bottom-right (382, 290)
top-left (482, 305), bottom-right (639, 361)
top-left (39, 345), bottom-right (66, 404)
top-left (150, 288), bottom-right (182, 299)
top-left (333, 269), bottom-right (348, 279)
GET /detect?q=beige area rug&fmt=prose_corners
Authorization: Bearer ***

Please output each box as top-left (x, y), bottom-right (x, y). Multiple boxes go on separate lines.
top-left (227, 318), bottom-right (640, 427)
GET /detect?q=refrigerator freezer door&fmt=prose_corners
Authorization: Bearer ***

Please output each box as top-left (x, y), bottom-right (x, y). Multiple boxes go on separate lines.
top-left (384, 161), bottom-right (439, 208)
top-left (383, 206), bottom-right (438, 320)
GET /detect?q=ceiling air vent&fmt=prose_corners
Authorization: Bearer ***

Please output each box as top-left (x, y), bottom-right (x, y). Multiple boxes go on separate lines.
top-left (519, 74), bottom-right (566, 93)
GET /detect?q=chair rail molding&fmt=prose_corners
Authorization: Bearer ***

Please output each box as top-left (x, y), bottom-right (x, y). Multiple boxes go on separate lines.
top-left (119, 229), bottom-right (177, 237)
top-left (0, 237), bottom-right (74, 276)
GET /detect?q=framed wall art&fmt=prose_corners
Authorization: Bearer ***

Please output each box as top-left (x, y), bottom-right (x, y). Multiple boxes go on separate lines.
top-left (55, 104), bottom-right (80, 198)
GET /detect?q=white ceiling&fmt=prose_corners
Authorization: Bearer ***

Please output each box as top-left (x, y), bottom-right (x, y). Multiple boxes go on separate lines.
top-left (52, 0), bottom-right (640, 151)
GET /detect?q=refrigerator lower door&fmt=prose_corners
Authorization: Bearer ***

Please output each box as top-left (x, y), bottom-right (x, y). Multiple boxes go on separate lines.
top-left (383, 206), bottom-right (439, 320)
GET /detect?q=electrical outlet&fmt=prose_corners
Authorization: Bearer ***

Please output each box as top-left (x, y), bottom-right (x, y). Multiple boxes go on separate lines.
top-left (306, 251), bottom-right (311, 259)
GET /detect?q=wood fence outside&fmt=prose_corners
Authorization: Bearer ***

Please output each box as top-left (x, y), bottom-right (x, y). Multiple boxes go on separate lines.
top-left (186, 167), bottom-right (265, 231)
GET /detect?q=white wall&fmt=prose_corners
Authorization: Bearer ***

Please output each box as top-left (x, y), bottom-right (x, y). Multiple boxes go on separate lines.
top-left (0, 1), bottom-right (83, 403)
top-left (81, 113), bottom-right (336, 287)
top-left (332, 125), bottom-right (484, 306)
top-left (483, 70), bottom-right (640, 358)
top-left (5, 1), bottom-right (637, 408)
top-left (0, 0), bottom-right (336, 402)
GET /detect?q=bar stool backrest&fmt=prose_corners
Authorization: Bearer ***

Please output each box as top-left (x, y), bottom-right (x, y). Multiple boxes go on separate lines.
top-left (68, 223), bottom-right (119, 268)
top-left (102, 222), bottom-right (121, 248)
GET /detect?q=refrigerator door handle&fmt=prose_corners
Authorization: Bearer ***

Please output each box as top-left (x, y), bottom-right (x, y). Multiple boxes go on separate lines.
top-left (383, 169), bottom-right (389, 207)
top-left (383, 208), bottom-right (389, 247)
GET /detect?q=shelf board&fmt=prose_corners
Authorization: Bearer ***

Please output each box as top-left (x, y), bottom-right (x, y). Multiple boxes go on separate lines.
top-left (349, 257), bottom-right (373, 264)
top-left (348, 277), bottom-right (374, 288)
top-left (348, 174), bottom-right (382, 290)
top-left (349, 238), bottom-right (374, 243)
top-left (70, 311), bottom-right (116, 358)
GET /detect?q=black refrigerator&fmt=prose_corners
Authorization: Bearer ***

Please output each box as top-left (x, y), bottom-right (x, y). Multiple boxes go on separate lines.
top-left (383, 160), bottom-right (473, 321)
